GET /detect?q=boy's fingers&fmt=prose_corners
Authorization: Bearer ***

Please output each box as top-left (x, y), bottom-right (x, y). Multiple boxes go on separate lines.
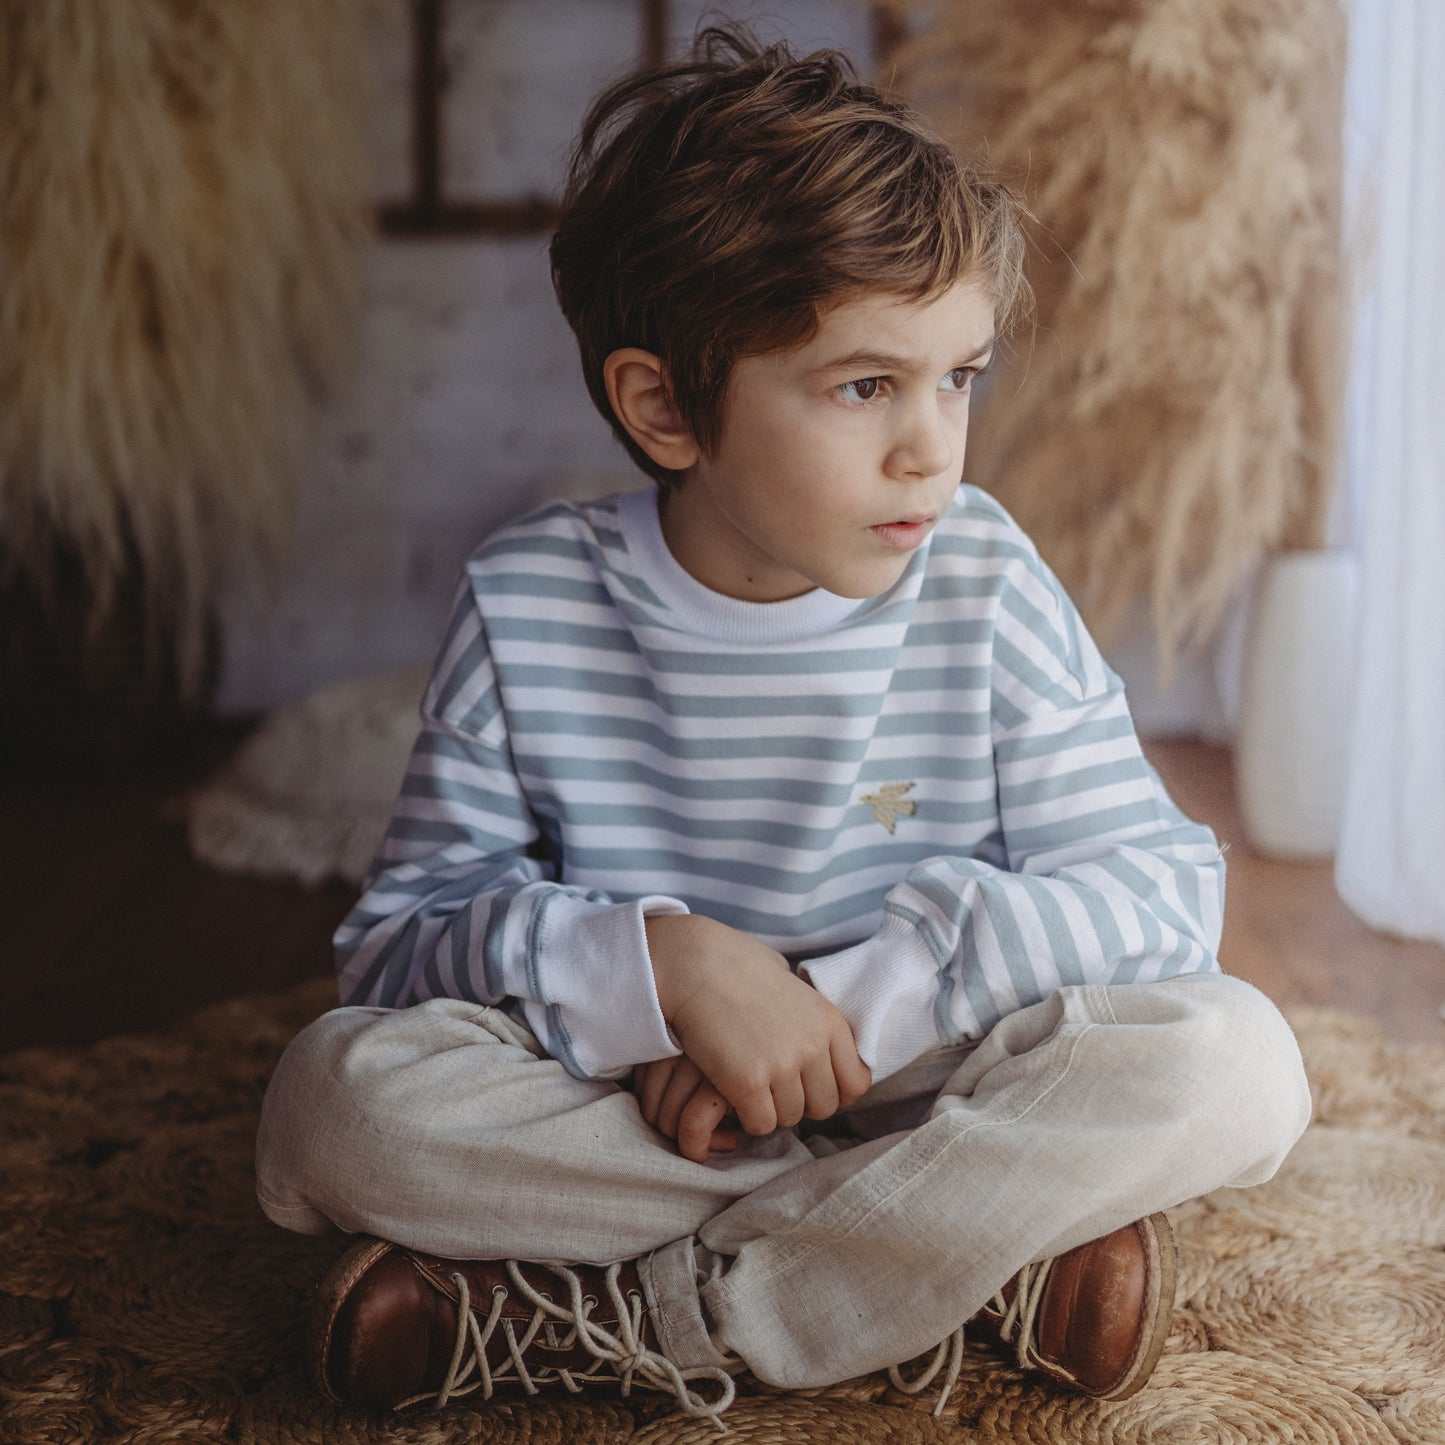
top-left (731, 1082), bottom-right (778, 1139)
top-left (831, 1034), bottom-right (873, 1108)
top-left (800, 1053), bottom-right (841, 1121)
top-left (770, 1075), bottom-right (806, 1131)
top-left (678, 1087), bottom-right (731, 1162)
top-left (658, 1057), bottom-right (705, 1138)
top-left (638, 1057), bottom-right (677, 1126)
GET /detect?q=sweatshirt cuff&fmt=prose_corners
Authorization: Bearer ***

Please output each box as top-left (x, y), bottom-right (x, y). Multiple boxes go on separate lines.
top-left (534, 893), bottom-right (687, 1079)
top-left (801, 911), bottom-right (960, 1082)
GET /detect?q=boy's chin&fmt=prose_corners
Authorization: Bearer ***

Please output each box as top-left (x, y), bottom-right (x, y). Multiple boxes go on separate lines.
top-left (831, 563), bottom-right (914, 600)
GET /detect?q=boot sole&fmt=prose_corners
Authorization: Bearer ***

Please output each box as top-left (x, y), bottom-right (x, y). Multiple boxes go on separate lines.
top-left (1099, 1210), bottom-right (1177, 1401)
top-left (309, 1235), bottom-right (396, 1405)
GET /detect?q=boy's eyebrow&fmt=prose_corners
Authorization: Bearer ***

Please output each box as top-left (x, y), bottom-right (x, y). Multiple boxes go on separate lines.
top-left (810, 339), bottom-right (996, 375)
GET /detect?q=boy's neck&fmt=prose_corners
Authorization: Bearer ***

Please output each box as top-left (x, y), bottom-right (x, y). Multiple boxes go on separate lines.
top-left (656, 480), bottom-right (819, 605)
top-left (617, 489), bottom-right (865, 645)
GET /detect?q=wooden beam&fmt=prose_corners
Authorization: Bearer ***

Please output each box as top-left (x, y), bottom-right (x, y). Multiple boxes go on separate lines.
top-left (411, 0), bottom-right (444, 224)
top-left (642, 0), bottom-right (670, 71)
top-left (870, 1), bottom-right (907, 84)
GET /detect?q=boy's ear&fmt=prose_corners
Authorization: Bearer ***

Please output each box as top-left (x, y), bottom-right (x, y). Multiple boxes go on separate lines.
top-left (603, 349), bottom-right (700, 472)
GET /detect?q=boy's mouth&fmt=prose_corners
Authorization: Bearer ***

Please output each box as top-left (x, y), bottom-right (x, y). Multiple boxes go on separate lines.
top-left (870, 516), bottom-right (934, 550)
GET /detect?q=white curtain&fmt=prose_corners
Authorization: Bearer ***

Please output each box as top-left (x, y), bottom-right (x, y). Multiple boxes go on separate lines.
top-left (1334, 0), bottom-right (1445, 944)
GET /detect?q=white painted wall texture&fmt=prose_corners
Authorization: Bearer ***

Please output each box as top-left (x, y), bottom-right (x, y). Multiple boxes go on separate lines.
top-left (217, 0), bottom-right (1230, 737)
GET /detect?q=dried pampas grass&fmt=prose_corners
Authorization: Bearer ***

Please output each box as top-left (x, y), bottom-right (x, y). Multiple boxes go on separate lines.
top-left (892, 0), bottom-right (1348, 665)
top-left (0, 1), bottom-right (385, 689)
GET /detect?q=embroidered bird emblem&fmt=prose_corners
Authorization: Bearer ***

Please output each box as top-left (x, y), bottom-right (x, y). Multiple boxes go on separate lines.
top-left (860, 781), bottom-right (917, 834)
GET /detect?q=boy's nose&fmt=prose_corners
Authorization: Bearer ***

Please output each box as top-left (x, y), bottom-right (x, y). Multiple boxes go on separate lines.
top-left (886, 403), bottom-right (956, 481)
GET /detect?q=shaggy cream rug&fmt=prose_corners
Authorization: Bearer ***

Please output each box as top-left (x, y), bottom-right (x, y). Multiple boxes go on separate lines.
top-left (0, 986), bottom-right (1442, 1443)
top-left (188, 666), bottom-right (429, 888)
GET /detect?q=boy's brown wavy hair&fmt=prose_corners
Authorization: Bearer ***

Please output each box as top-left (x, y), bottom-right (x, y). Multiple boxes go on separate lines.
top-left (549, 25), bottom-right (1029, 488)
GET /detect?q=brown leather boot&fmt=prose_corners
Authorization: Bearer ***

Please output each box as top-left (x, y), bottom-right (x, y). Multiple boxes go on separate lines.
top-left (891, 1212), bottom-right (1177, 1412)
top-left (973, 1211), bottom-right (1177, 1399)
top-left (309, 1237), bottom-right (734, 1423)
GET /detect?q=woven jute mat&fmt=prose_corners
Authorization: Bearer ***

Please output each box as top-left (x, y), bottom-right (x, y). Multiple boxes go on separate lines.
top-left (2, 984), bottom-right (1442, 1443)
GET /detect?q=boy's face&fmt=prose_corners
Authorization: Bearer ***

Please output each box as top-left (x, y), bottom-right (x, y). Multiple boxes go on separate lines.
top-left (660, 279), bottom-right (996, 602)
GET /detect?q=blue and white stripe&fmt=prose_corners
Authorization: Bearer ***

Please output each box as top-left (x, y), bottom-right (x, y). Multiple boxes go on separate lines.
top-left (335, 485), bottom-right (1224, 1082)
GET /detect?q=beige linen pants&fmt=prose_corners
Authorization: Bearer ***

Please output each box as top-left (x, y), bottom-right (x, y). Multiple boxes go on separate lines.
top-left (256, 972), bottom-right (1310, 1388)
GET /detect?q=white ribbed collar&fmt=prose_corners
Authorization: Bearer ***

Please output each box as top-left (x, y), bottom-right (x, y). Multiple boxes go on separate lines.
top-left (614, 487), bottom-right (877, 643)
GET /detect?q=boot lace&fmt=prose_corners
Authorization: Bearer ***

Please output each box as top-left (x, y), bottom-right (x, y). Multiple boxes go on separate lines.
top-left (888, 1256), bottom-right (1074, 1417)
top-left (397, 1259), bottom-right (736, 1431)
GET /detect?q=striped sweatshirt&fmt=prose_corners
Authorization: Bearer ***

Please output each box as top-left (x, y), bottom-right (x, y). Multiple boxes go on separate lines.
top-left (335, 484), bottom-right (1225, 1083)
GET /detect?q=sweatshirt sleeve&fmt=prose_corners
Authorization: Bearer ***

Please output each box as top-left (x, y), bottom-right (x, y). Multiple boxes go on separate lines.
top-left (801, 527), bottom-right (1226, 1083)
top-left (333, 582), bottom-right (687, 1080)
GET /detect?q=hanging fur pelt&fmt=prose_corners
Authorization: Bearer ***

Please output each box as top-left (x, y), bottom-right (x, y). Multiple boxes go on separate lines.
top-left (891, 0), bottom-right (1347, 666)
top-left (0, 1), bottom-right (382, 689)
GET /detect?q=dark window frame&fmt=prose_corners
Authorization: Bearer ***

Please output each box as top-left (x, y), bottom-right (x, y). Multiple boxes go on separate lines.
top-left (378, 0), bottom-right (900, 237)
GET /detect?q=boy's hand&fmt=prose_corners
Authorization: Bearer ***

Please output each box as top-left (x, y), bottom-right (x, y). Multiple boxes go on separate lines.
top-left (632, 1054), bottom-right (740, 1163)
top-left (645, 914), bottom-right (872, 1140)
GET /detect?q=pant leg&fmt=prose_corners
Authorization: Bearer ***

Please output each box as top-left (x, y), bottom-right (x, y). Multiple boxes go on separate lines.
top-left (646, 972), bottom-right (1311, 1388)
top-left (254, 997), bottom-right (819, 1265)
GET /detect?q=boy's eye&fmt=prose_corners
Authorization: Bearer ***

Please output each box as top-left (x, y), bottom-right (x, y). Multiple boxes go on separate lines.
top-left (941, 367), bottom-right (976, 393)
top-left (838, 377), bottom-right (883, 403)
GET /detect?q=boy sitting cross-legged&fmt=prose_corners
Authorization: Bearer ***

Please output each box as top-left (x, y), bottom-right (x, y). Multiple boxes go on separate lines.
top-left (256, 27), bottom-right (1311, 1429)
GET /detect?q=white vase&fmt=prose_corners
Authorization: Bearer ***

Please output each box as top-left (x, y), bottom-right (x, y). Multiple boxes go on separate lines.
top-left (1236, 550), bottom-right (1358, 859)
